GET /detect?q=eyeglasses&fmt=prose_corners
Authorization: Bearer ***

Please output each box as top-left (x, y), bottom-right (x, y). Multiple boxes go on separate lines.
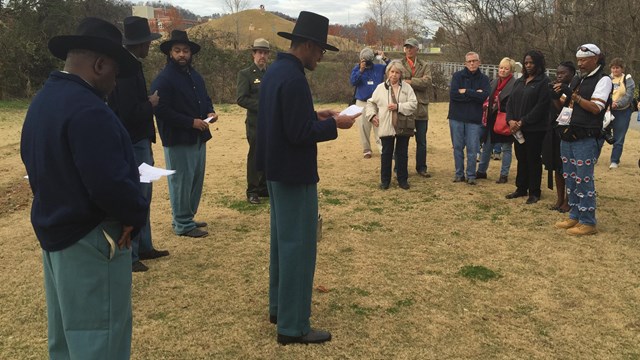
top-left (577, 46), bottom-right (598, 56)
top-left (313, 42), bottom-right (326, 55)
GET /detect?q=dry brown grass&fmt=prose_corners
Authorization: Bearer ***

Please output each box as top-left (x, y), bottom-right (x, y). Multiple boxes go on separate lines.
top-left (1, 102), bottom-right (640, 359)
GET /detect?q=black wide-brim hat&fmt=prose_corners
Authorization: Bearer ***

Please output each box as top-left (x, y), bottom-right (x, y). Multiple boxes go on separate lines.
top-left (123, 16), bottom-right (161, 45)
top-left (48, 17), bottom-right (138, 77)
top-left (160, 30), bottom-right (201, 55)
top-left (277, 11), bottom-right (339, 52)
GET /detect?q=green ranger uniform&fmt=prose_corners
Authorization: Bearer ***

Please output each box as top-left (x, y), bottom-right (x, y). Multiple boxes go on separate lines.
top-left (237, 62), bottom-right (268, 198)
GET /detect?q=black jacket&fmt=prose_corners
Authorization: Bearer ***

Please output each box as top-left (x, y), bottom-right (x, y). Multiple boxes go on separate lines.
top-left (506, 72), bottom-right (551, 132)
top-left (108, 59), bottom-right (156, 144)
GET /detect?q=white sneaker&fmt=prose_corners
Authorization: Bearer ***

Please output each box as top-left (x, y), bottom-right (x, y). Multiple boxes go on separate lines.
top-left (609, 162), bottom-right (619, 169)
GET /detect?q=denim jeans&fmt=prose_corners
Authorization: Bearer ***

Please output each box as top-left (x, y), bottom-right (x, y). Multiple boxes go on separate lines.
top-left (478, 136), bottom-right (512, 177)
top-left (414, 119), bottom-right (428, 172)
top-left (560, 137), bottom-right (604, 225)
top-left (610, 107), bottom-right (632, 164)
top-left (131, 139), bottom-right (154, 262)
top-left (449, 119), bottom-right (482, 179)
top-left (381, 136), bottom-right (410, 185)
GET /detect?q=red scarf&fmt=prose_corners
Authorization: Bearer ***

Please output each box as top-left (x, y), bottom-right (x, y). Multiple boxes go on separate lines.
top-left (493, 74), bottom-right (512, 106)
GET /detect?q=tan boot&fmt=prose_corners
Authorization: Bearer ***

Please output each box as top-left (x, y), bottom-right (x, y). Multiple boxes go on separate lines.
top-left (555, 218), bottom-right (579, 229)
top-left (567, 224), bottom-right (598, 236)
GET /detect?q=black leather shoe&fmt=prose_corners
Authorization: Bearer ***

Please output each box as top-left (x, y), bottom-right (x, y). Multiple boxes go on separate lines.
top-left (180, 228), bottom-right (208, 238)
top-left (269, 315), bottom-right (277, 324)
top-left (139, 249), bottom-right (170, 260)
top-left (277, 329), bottom-right (332, 345)
top-left (505, 191), bottom-right (527, 199)
top-left (194, 221), bottom-right (207, 228)
top-left (132, 261), bottom-right (148, 272)
top-left (398, 182), bottom-right (410, 190)
top-left (496, 175), bottom-right (508, 184)
top-left (379, 182), bottom-right (390, 190)
top-left (525, 195), bottom-right (540, 204)
top-left (453, 176), bottom-right (466, 183)
top-left (247, 194), bottom-right (260, 204)
top-left (476, 171), bottom-right (487, 179)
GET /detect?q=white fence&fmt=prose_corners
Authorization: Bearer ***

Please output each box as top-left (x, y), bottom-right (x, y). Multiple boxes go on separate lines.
top-left (431, 62), bottom-right (556, 81)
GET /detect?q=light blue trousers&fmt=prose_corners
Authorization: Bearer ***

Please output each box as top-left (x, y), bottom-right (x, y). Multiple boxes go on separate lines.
top-left (43, 220), bottom-right (132, 360)
top-left (268, 181), bottom-right (318, 337)
top-left (164, 138), bottom-right (206, 235)
top-left (131, 139), bottom-right (154, 261)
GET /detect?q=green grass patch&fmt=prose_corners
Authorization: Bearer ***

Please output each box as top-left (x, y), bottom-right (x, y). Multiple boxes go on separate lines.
top-left (350, 303), bottom-right (376, 316)
top-left (219, 197), bottom-right (266, 213)
top-left (458, 265), bottom-right (501, 282)
top-left (386, 298), bottom-right (415, 314)
top-left (351, 221), bottom-right (384, 232)
top-left (0, 99), bottom-right (30, 110)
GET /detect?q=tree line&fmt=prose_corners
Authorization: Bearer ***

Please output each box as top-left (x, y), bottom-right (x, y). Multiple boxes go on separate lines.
top-left (422, 0), bottom-right (640, 73)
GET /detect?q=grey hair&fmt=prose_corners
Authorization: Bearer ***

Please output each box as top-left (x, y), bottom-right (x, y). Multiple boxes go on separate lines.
top-left (385, 59), bottom-right (405, 78)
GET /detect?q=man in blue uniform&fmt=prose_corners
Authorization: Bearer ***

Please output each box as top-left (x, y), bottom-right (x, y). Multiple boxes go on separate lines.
top-left (152, 30), bottom-right (216, 238)
top-left (108, 16), bottom-right (169, 271)
top-left (20, 17), bottom-right (148, 359)
top-left (257, 11), bottom-right (358, 345)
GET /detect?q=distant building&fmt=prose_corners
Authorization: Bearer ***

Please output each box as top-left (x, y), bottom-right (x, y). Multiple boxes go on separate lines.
top-left (131, 5), bottom-right (203, 35)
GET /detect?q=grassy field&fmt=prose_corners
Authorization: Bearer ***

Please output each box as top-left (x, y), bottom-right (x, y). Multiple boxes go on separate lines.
top-left (1, 101), bottom-right (640, 359)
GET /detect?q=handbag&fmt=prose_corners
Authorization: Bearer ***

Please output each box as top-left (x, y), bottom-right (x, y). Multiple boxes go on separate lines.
top-left (389, 85), bottom-right (415, 137)
top-left (492, 98), bottom-right (510, 136)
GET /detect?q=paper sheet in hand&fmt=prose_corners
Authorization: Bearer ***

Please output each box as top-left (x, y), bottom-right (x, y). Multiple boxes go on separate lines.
top-left (204, 116), bottom-right (215, 123)
top-left (139, 163), bottom-right (176, 183)
top-left (340, 105), bottom-right (363, 116)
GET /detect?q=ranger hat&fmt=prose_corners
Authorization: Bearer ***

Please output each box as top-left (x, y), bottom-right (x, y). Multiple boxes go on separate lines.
top-left (251, 38), bottom-right (270, 51)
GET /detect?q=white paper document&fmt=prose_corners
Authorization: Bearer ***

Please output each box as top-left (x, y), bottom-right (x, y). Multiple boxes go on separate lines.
top-left (339, 105), bottom-right (363, 116)
top-left (204, 116), bottom-right (215, 123)
top-left (138, 163), bottom-right (175, 183)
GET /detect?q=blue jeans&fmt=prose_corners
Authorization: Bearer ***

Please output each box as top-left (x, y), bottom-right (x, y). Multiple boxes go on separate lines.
top-left (478, 136), bottom-right (512, 177)
top-left (449, 119), bottom-right (482, 179)
top-left (610, 107), bottom-right (632, 164)
top-left (414, 119), bottom-right (428, 172)
top-left (560, 137), bottom-right (604, 226)
top-left (131, 139), bottom-right (154, 262)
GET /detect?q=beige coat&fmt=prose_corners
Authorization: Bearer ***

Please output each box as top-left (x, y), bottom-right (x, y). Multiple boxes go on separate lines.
top-left (400, 57), bottom-right (432, 120)
top-left (365, 81), bottom-right (417, 138)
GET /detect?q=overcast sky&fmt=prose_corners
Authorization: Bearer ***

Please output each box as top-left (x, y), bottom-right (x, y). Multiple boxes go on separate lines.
top-left (155, 0), bottom-right (373, 26)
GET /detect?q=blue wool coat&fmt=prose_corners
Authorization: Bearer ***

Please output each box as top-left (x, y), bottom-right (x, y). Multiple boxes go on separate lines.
top-left (448, 67), bottom-right (491, 124)
top-left (151, 60), bottom-right (214, 146)
top-left (256, 52), bottom-right (338, 184)
top-left (21, 72), bottom-right (148, 251)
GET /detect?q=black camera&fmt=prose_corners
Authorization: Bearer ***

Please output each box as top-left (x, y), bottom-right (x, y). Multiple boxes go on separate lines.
top-left (602, 124), bottom-right (615, 145)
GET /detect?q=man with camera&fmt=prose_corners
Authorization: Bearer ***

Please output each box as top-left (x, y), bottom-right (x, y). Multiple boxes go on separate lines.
top-left (554, 44), bottom-right (612, 236)
top-left (350, 47), bottom-right (387, 158)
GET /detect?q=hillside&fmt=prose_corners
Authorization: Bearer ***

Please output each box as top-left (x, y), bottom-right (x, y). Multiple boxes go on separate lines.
top-left (188, 9), bottom-right (360, 51)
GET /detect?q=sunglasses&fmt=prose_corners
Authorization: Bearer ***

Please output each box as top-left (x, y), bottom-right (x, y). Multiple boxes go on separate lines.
top-left (577, 46), bottom-right (598, 56)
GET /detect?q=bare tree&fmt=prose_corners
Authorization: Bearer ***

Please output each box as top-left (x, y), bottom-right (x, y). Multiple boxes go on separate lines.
top-left (222, 0), bottom-right (251, 49)
top-left (223, 0), bottom-right (250, 14)
top-left (368, 0), bottom-right (394, 49)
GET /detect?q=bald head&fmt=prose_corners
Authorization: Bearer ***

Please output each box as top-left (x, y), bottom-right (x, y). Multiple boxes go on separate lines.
top-left (64, 49), bottom-right (120, 97)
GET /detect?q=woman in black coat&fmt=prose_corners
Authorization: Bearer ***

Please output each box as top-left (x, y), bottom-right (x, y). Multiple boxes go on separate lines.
top-left (505, 50), bottom-right (551, 204)
top-left (477, 57), bottom-right (517, 184)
